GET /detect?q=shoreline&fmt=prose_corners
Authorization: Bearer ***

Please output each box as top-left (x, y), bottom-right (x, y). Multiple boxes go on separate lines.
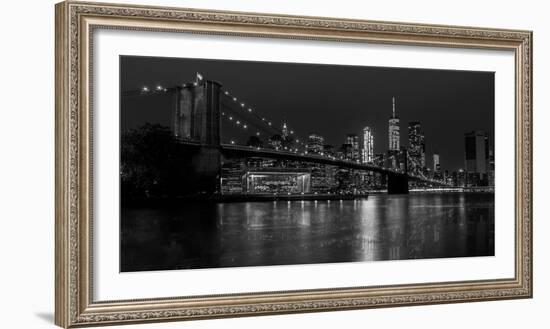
top-left (121, 189), bottom-right (494, 206)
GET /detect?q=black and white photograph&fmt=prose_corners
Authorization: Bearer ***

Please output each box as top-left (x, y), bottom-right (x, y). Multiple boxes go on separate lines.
top-left (120, 56), bottom-right (495, 272)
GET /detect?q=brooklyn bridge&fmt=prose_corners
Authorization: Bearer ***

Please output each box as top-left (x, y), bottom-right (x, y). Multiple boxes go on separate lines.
top-left (122, 73), bottom-right (451, 196)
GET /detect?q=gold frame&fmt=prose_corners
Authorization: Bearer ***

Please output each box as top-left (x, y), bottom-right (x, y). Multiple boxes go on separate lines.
top-left (55, 1), bottom-right (533, 327)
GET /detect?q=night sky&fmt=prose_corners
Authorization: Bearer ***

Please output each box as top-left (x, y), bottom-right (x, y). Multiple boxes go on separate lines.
top-left (120, 56), bottom-right (494, 172)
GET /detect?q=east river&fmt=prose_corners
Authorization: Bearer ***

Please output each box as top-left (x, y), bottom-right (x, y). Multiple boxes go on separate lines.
top-left (121, 193), bottom-right (494, 272)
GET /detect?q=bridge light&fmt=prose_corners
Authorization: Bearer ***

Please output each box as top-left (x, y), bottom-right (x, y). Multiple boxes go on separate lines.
top-left (256, 132), bottom-right (260, 136)
top-left (156, 85), bottom-right (163, 90)
top-left (243, 125), bottom-right (247, 129)
top-left (268, 122), bottom-right (272, 126)
top-left (236, 121), bottom-right (240, 125)
top-left (229, 116), bottom-right (233, 120)
top-left (290, 130), bottom-right (294, 134)
top-left (230, 140), bottom-right (235, 144)
top-left (224, 91), bottom-right (229, 95)
top-left (142, 86), bottom-right (149, 92)
top-left (233, 97), bottom-right (237, 101)
top-left (248, 108), bottom-right (252, 112)
top-left (241, 103), bottom-right (245, 107)
top-left (261, 118), bottom-right (265, 121)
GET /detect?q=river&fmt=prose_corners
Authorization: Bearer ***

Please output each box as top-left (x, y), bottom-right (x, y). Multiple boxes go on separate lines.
top-left (121, 193), bottom-right (494, 272)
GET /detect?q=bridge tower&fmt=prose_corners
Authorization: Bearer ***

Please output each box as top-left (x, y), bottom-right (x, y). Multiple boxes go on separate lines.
top-left (174, 73), bottom-right (222, 193)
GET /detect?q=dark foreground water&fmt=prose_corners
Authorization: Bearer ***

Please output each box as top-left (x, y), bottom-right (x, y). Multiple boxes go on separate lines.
top-left (121, 193), bottom-right (494, 272)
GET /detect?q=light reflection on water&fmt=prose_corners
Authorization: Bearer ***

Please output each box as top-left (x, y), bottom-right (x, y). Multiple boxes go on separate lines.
top-left (121, 193), bottom-right (494, 272)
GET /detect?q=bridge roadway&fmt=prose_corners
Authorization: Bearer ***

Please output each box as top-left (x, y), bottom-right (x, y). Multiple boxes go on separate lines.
top-left (220, 143), bottom-right (401, 175)
top-left (176, 140), bottom-right (449, 186)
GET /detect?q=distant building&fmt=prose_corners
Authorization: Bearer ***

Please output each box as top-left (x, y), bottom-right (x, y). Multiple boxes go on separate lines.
top-left (464, 130), bottom-right (489, 186)
top-left (457, 169), bottom-right (467, 187)
top-left (362, 126), bottom-right (374, 163)
top-left (306, 133), bottom-right (324, 154)
top-left (268, 134), bottom-right (283, 150)
top-left (433, 153), bottom-right (440, 173)
top-left (407, 121), bottom-right (425, 174)
top-left (282, 122), bottom-right (289, 139)
top-left (346, 134), bottom-right (360, 161)
top-left (388, 97), bottom-right (400, 151)
top-left (323, 144), bottom-right (335, 157)
top-left (340, 143), bottom-right (353, 161)
top-left (373, 153), bottom-right (386, 167)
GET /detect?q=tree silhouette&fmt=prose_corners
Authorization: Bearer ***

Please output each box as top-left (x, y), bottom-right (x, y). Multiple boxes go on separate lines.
top-left (120, 123), bottom-right (177, 198)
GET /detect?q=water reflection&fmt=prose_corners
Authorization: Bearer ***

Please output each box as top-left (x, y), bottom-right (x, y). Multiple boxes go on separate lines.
top-left (121, 193), bottom-right (494, 272)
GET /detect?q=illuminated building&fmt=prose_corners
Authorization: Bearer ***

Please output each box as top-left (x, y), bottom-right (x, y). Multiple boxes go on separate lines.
top-left (346, 134), bottom-right (360, 161)
top-left (407, 121), bottom-right (425, 174)
top-left (433, 153), bottom-right (440, 173)
top-left (362, 126), bottom-right (374, 163)
top-left (243, 169), bottom-right (311, 194)
top-left (307, 133), bottom-right (325, 154)
top-left (388, 97), bottom-right (400, 151)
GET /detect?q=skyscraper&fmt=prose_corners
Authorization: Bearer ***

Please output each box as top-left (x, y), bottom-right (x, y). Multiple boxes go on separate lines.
top-left (407, 122), bottom-right (425, 174)
top-left (388, 97), bottom-right (400, 151)
top-left (464, 131), bottom-right (489, 173)
top-left (362, 127), bottom-right (374, 163)
top-left (464, 130), bottom-right (489, 186)
top-left (346, 133), bottom-right (360, 161)
top-left (433, 153), bottom-right (441, 176)
top-left (307, 133), bottom-right (325, 154)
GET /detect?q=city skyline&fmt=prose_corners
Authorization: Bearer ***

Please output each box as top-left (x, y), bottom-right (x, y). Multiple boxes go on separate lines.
top-left (121, 56), bottom-right (494, 172)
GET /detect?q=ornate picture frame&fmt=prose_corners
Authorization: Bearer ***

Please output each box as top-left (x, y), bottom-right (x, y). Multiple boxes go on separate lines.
top-left (55, 1), bottom-right (532, 327)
